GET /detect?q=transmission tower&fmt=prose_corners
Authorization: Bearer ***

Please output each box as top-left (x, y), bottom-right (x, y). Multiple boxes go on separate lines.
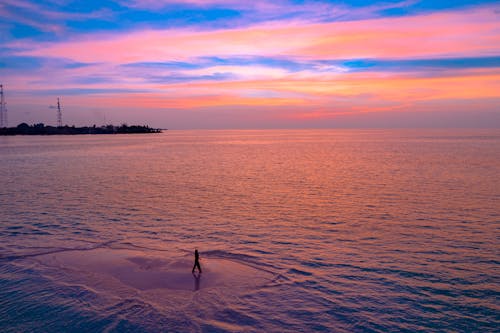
top-left (57, 97), bottom-right (62, 127)
top-left (0, 84), bottom-right (7, 128)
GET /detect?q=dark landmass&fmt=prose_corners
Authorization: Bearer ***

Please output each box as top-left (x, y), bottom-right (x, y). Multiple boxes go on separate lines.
top-left (0, 123), bottom-right (162, 135)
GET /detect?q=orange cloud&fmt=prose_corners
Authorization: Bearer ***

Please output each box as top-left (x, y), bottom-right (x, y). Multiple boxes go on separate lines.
top-left (158, 68), bottom-right (500, 102)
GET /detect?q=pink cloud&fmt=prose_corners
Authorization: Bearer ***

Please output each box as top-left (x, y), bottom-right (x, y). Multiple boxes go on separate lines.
top-left (4, 4), bottom-right (499, 128)
top-left (14, 6), bottom-right (500, 62)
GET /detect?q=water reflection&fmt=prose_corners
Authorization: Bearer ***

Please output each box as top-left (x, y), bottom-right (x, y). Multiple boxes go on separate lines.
top-left (0, 130), bottom-right (499, 332)
top-left (192, 271), bottom-right (201, 291)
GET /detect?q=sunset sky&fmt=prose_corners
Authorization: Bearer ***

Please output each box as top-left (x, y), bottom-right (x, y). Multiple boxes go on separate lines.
top-left (1, 0), bottom-right (499, 128)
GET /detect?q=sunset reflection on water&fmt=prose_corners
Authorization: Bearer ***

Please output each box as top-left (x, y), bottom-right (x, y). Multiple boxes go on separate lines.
top-left (0, 129), bottom-right (498, 332)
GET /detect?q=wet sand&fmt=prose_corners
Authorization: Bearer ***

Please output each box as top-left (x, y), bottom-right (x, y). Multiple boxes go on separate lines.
top-left (35, 248), bottom-right (274, 292)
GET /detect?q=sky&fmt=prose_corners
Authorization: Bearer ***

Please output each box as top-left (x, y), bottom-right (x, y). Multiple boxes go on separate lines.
top-left (0, 0), bottom-right (499, 129)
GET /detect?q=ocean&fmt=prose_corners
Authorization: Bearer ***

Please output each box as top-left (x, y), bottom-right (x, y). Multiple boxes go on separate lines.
top-left (0, 129), bottom-right (498, 332)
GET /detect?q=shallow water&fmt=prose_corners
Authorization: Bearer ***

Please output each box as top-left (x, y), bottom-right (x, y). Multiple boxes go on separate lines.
top-left (0, 129), bottom-right (499, 332)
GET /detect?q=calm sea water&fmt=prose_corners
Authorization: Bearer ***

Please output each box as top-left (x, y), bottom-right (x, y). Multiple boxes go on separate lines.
top-left (0, 129), bottom-right (499, 332)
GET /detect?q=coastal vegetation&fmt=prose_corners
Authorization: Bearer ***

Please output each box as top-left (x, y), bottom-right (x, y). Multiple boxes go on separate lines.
top-left (0, 123), bottom-right (162, 135)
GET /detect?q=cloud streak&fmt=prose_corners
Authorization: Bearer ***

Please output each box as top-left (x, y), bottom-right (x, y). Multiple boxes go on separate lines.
top-left (16, 7), bottom-right (499, 63)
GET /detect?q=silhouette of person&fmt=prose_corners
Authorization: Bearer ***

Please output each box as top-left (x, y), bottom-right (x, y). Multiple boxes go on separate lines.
top-left (192, 249), bottom-right (202, 273)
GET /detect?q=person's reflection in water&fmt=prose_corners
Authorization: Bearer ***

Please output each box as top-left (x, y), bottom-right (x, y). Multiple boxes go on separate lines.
top-left (192, 249), bottom-right (202, 273)
top-left (193, 271), bottom-right (201, 291)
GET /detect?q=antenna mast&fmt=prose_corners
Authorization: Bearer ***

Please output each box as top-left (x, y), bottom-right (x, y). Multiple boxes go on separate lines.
top-left (0, 84), bottom-right (7, 128)
top-left (57, 97), bottom-right (62, 127)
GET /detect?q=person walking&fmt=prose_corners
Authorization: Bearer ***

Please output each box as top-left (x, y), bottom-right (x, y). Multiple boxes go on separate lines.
top-left (192, 248), bottom-right (202, 273)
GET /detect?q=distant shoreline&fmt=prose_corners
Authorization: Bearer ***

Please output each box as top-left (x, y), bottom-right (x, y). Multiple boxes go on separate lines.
top-left (0, 123), bottom-right (162, 135)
